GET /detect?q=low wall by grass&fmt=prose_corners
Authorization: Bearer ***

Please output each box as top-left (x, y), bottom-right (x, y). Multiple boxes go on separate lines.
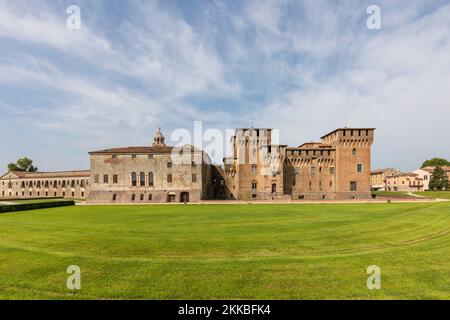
top-left (0, 200), bottom-right (75, 213)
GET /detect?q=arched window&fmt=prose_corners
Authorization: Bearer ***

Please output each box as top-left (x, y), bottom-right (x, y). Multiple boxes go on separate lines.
top-left (272, 183), bottom-right (276, 193)
top-left (148, 172), bottom-right (154, 186)
top-left (252, 180), bottom-right (257, 191)
top-left (140, 172), bottom-right (145, 186)
top-left (131, 172), bottom-right (137, 187)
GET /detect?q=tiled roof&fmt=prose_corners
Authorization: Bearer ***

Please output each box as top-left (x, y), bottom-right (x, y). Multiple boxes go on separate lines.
top-left (2, 170), bottom-right (90, 179)
top-left (89, 144), bottom-right (203, 155)
top-left (422, 166), bottom-right (450, 173)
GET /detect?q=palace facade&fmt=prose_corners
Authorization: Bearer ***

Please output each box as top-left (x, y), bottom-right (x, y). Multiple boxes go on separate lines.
top-left (0, 127), bottom-right (375, 203)
top-left (0, 170), bottom-right (90, 199)
top-left (221, 127), bottom-right (375, 200)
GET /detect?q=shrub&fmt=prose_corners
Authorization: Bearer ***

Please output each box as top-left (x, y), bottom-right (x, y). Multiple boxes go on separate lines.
top-left (0, 201), bottom-right (75, 213)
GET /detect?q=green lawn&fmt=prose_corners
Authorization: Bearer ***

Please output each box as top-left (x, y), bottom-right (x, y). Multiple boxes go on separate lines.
top-left (11, 199), bottom-right (76, 204)
top-left (0, 203), bottom-right (449, 300)
top-left (372, 191), bottom-right (417, 198)
top-left (414, 191), bottom-right (450, 200)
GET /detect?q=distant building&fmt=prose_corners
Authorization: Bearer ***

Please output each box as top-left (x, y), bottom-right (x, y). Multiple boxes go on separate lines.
top-left (421, 166), bottom-right (450, 188)
top-left (87, 128), bottom-right (213, 203)
top-left (1, 126), bottom-right (376, 203)
top-left (222, 127), bottom-right (375, 200)
top-left (370, 168), bottom-right (402, 191)
top-left (411, 169), bottom-right (432, 191)
top-left (0, 170), bottom-right (90, 199)
top-left (386, 173), bottom-right (424, 192)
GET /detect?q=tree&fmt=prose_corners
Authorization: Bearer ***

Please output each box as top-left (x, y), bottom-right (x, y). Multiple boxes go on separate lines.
top-left (421, 158), bottom-right (450, 168)
top-left (428, 166), bottom-right (449, 191)
top-left (7, 157), bottom-right (38, 172)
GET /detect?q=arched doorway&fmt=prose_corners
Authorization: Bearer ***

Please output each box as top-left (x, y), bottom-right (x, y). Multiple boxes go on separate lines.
top-left (272, 183), bottom-right (277, 193)
top-left (180, 192), bottom-right (189, 203)
top-left (167, 192), bottom-right (176, 203)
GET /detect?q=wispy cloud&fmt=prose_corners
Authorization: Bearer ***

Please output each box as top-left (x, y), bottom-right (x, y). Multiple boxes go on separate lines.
top-left (0, 0), bottom-right (449, 171)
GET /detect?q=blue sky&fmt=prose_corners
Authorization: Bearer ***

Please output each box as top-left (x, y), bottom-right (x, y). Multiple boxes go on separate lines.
top-left (1, 0), bottom-right (450, 172)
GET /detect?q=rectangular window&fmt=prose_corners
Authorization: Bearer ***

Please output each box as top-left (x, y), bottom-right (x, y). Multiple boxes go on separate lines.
top-left (112, 154), bottom-right (117, 159)
top-left (295, 167), bottom-right (300, 175)
top-left (311, 167), bottom-right (316, 175)
top-left (112, 194), bottom-right (117, 201)
top-left (350, 181), bottom-right (357, 191)
top-left (103, 174), bottom-right (109, 183)
top-left (356, 164), bottom-right (363, 173)
top-left (132, 155), bottom-right (137, 159)
top-left (113, 175), bottom-right (118, 184)
top-left (330, 167), bottom-right (335, 175)
top-left (167, 174), bottom-right (172, 183)
top-left (148, 194), bottom-right (152, 201)
top-left (131, 194), bottom-right (136, 201)
top-left (94, 175), bottom-right (99, 183)
top-left (192, 174), bottom-right (197, 183)
top-left (167, 161), bottom-right (172, 168)
top-left (140, 194), bottom-right (144, 201)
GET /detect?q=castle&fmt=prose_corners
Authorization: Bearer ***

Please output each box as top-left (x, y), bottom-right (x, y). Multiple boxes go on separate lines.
top-left (0, 127), bottom-right (375, 203)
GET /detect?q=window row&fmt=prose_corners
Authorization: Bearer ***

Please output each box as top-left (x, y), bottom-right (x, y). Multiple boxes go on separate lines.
top-left (94, 173), bottom-right (198, 186)
top-left (1, 190), bottom-right (84, 197)
top-left (2, 180), bottom-right (88, 188)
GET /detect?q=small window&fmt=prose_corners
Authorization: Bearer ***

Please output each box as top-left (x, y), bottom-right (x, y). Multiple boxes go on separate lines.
top-left (295, 167), bottom-right (300, 175)
top-left (148, 172), bottom-right (154, 186)
top-left (112, 154), bottom-right (117, 159)
top-left (356, 164), bottom-right (363, 173)
top-left (167, 161), bottom-right (172, 168)
top-left (113, 175), bottom-right (118, 184)
top-left (352, 148), bottom-right (357, 156)
top-left (350, 181), bottom-right (357, 191)
top-left (94, 175), bottom-right (99, 183)
top-left (251, 165), bottom-right (257, 174)
top-left (103, 174), bottom-right (109, 183)
top-left (140, 172), bottom-right (145, 186)
top-left (131, 194), bottom-right (136, 201)
top-left (132, 155), bottom-right (137, 159)
top-left (311, 167), bottom-right (316, 175)
top-left (72, 192), bottom-right (75, 197)
top-left (192, 173), bottom-right (197, 183)
top-left (140, 194), bottom-right (144, 201)
top-left (167, 174), bottom-right (172, 183)
top-left (330, 167), bottom-right (335, 175)
top-left (131, 172), bottom-right (137, 187)
top-left (330, 181), bottom-right (333, 187)
top-left (148, 194), bottom-right (152, 201)
top-left (148, 154), bottom-right (153, 159)
top-left (112, 194), bottom-right (117, 201)
top-left (252, 194), bottom-right (257, 199)
top-left (81, 192), bottom-right (84, 197)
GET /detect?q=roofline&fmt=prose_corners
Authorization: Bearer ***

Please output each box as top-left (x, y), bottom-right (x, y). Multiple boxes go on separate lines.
top-left (0, 170), bottom-right (90, 180)
top-left (320, 128), bottom-right (376, 139)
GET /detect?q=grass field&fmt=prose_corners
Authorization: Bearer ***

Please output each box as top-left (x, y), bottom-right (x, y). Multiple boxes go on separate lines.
top-left (0, 203), bottom-right (449, 300)
top-left (372, 191), bottom-right (417, 198)
top-left (413, 191), bottom-right (450, 199)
